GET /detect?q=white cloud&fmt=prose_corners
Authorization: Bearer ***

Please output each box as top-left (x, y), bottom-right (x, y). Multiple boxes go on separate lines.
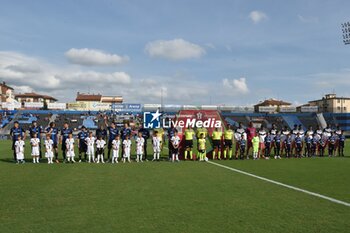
top-left (249, 11), bottom-right (268, 24)
top-left (222, 77), bottom-right (249, 94)
top-left (145, 39), bottom-right (205, 60)
top-left (298, 15), bottom-right (318, 23)
top-left (0, 51), bottom-right (131, 100)
top-left (65, 48), bottom-right (129, 66)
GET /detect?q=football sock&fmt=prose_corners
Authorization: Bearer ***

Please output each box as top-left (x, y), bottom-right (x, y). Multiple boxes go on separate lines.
top-left (229, 150), bottom-right (232, 158)
top-left (212, 151), bottom-right (216, 159)
top-left (189, 151), bottom-right (193, 160)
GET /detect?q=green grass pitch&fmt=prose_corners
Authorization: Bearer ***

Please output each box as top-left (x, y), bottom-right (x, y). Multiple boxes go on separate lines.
top-left (0, 139), bottom-right (349, 233)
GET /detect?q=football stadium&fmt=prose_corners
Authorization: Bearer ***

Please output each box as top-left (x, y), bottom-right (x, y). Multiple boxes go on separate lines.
top-left (1, 1), bottom-right (350, 233)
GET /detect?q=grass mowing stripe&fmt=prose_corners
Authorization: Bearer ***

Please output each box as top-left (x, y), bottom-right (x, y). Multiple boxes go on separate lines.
top-left (207, 160), bottom-right (350, 208)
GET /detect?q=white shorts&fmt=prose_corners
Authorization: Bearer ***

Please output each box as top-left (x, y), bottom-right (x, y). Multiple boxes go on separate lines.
top-left (124, 148), bottom-right (130, 158)
top-left (136, 147), bottom-right (143, 155)
top-left (31, 147), bottom-right (40, 156)
top-left (87, 146), bottom-right (94, 155)
top-left (45, 151), bottom-right (54, 158)
top-left (112, 149), bottom-right (119, 158)
top-left (153, 147), bottom-right (161, 153)
top-left (16, 152), bottom-right (24, 160)
top-left (66, 150), bottom-right (75, 158)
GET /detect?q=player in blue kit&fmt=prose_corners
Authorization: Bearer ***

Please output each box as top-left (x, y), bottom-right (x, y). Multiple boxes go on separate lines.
top-left (138, 126), bottom-right (150, 161)
top-left (29, 121), bottom-right (43, 158)
top-left (60, 122), bottom-right (73, 162)
top-left (274, 131), bottom-right (282, 159)
top-left (338, 131), bottom-right (345, 157)
top-left (105, 119), bottom-right (119, 162)
top-left (167, 123), bottom-right (176, 160)
top-left (10, 121), bottom-right (25, 161)
top-left (264, 132), bottom-right (272, 159)
top-left (46, 122), bottom-right (59, 163)
top-left (78, 126), bottom-right (89, 162)
top-left (328, 132), bottom-right (336, 157)
top-left (121, 122), bottom-right (132, 153)
top-left (295, 133), bottom-right (303, 158)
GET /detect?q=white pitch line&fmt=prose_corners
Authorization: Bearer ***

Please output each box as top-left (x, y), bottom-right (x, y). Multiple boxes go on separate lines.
top-left (207, 161), bottom-right (350, 208)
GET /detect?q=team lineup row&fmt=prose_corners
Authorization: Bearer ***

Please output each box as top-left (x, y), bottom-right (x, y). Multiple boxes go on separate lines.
top-left (9, 119), bottom-right (346, 164)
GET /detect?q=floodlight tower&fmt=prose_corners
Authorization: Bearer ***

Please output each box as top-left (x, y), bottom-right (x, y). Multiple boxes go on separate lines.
top-left (341, 22), bottom-right (350, 45)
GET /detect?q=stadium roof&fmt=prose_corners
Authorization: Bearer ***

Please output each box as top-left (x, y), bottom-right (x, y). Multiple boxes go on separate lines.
top-left (15, 92), bottom-right (57, 101)
top-left (76, 92), bottom-right (102, 102)
top-left (254, 98), bottom-right (291, 107)
top-left (0, 81), bottom-right (14, 90)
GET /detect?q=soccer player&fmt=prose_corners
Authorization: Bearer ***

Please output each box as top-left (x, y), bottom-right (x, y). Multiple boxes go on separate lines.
top-left (138, 126), bottom-right (150, 161)
top-left (171, 130), bottom-right (181, 162)
top-left (65, 133), bottom-right (76, 163)
top-left (46, 122), bottom-right (59, 163)
top-left (285, 134), bottom-right (292, 158)
top-left (111, 135), bottom-right (121, 163)
top-left (269, 123), bottom-right (278, 156)
top-left (328, 132), bottom-right (336, 157)
top-left (304, 133), bottom-right (313, 157)
top-left (123, 134), bottom-right (132, 163)
top-left (223, 125), bottom-right (234, 160)
top-left (10, 121), bottom-right (25, 161)
top-left (295, 133), bottom-right (303, 158)
top-left (167, 124), bottom-right (176, 160)
top-left (135, 132), bottom-right (145, 162)
top-left (154, 127), bottom-right (165, 152)
top-left (14, 135), bottom-right (25, 164)
top-left (264, 132), bottom-right (272, 159)
top-left (298, 125), bottom-right (305, 154)
top-left (245, 122), bottom-right (256, 158)
top-left (334, 125), bottom-right (343, 153)
top-left (184, 126), bottom-right (195, 160)
top-left (198, 133), bottom-right (206, 161)
top-left (152, 131), bottom-right (161, 161)
top-left (85, 132), bottom-right (96, 163)
top-left (29, 121), bottom-right (43, 158)
top-left (258, 125), bottom-right (267, 159)
top-left (44, 134), bottom-right (54, 164)
top-left (291, 124), bottom-right (299, 156)
top-left (30, 133), bottom-right (40, 163)
top-left (234, 123), bottom-right (245, 159)
top-left (105, 120), bottom-right (119, 162)
top-left (239, 132), bottom-right (247, 160)
top-left (96, 135), bottom-right (106, 163)
top-left (60, 122), bottom-right (73, 162)
top-left (121, 122), bottom-right (132, 146)
top-left (78, 126), bottom-right (88, 162)
top-left (252, 134), bottom-right (259, 160)
top-left (280, 126), bottom-right (290, 157)
top-left (311, 134), bottom-right (318, 157)
top-left (211, 127), bottom-right (222, 160)
top-left (338, 131), bottom-right (345, 157)
top-left (319, 137), bottom-right (326, 157)
top-left (274, 131), bottom-right (282, 159)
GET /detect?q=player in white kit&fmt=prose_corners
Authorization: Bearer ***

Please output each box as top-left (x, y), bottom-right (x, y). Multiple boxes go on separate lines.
top-left (44, 134), bottom-right (54, 164)
top-left (65, 133), bottom-right (76, 163)
top-left (96, 135), bottom-right (106, 163)
top-left (112, 135), bottom-right (121, 163)
top-left (85, 132), bottom-right (96, 163)
top-left (171, 130), bottom-right (181, 162)
top-left (30, 133), bottom-right (40, 163)
top-left (15, 135), bottom-right (25, 164)
top-left (123, 135), bottom-right (132, 163)
top-left (152, 131), bottom-right (161, 161)
top-left (135, 132), bottom-right (145, 162)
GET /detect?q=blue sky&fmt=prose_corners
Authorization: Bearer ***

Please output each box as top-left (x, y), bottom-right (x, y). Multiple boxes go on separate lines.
top-left (0, 0), bottom-right (349, 105)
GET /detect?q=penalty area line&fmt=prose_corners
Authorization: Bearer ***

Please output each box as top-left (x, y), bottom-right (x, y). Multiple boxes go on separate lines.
top-left (207, 161), bottom-right (350, 208)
